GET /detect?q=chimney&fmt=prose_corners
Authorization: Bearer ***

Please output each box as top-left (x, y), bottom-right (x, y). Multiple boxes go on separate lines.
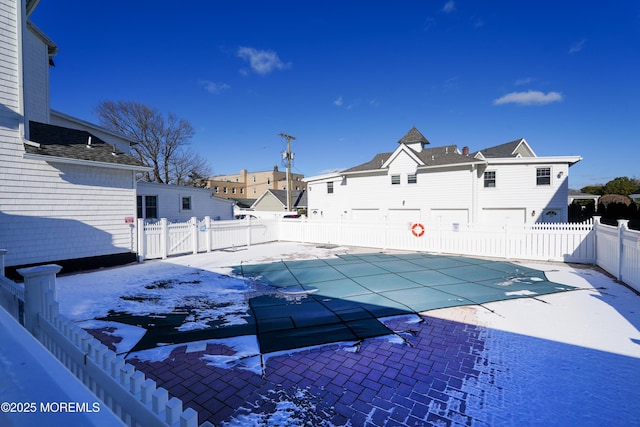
top-left (462, 146), bottom-right (469, 156)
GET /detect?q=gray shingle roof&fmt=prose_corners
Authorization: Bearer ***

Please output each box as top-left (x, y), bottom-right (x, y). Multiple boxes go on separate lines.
top-left (344, 144), bottom-right (477, 173)
top-left (26, 121), bottom-right (143, 168)
top-left (343, 129), bottom-right (528, 174)
top-left (470, 139), bottom-right (523, 158)
top-left (398, 126), bottom-right (430, 145)
top-left (267, 189), bottom-right (307, 208)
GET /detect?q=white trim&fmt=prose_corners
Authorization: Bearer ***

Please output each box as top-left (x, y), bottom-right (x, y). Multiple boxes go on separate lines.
top-left (513, 138), bottom-right (537, 157)
top-left (381, 145), bottom-right (424, 169)
top-left (50, 110), bottom-right (135, 145)
top-left (486, 156), bottom-right (582, 166)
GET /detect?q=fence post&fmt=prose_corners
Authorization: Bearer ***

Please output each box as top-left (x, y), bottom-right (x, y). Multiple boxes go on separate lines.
top-left (17, 264), bottom-right (62, 338)
top-left (593, 216), bottom-right (601, 263)
top-left (161, 218), bottom-right (169, 260)
top-left (247, 216), bottom-right (252, 248)
top-left (617, 219), bottom-right (630, 281)
top-left (191, 217), bottom-right (198, 255)
top-left (137, 219), bottom-right (146, 262)
top-left (205, 216), bottom-right (212, 253)
top-left (0, 249), bottom-right (7, 276)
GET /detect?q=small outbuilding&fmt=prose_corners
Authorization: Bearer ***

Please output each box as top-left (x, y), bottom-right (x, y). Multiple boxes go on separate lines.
top-left (136, 181), bottom-right (235, 222)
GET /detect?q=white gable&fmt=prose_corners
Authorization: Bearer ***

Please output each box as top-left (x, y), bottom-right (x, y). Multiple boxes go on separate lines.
top-left (383, 146), bottom-right (423, 174)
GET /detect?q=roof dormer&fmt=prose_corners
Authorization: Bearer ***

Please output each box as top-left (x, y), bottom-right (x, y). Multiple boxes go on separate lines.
top-left (397, 127), bottom-right (430, 152)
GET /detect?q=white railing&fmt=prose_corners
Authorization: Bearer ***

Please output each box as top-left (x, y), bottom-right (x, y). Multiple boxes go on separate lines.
top-left (595, 217), bottom-right (640, 292)
top-left (133, 214), bottom-right (638, 292)
top-left (0, 264), bottom-right (201, 427)
top-left (279, 217), bottom-right (596, 263)
top-left (137, 217), bottom-right (278, 260)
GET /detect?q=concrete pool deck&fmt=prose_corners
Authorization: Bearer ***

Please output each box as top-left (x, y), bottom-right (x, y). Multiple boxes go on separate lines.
top-left (66, 242), bottom-right (640, 426)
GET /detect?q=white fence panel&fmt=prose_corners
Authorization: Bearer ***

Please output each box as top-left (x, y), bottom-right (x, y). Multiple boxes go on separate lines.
top-left (0, 275), bottom-right (24, 321)
top-left (168, 220), bottom-right (194, 257)
top-left (620, 227), bottom-right (640, 292)
top-left (595, 221), bottom-right (620, 277)
top-left (5, 265), bottom-right (200, 427)
top-left (139, 218), bottom-right (279, 260)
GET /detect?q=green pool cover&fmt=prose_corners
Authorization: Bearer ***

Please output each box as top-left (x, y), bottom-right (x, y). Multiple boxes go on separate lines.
top-left (236, 253), bottom-right (576, 353)
top-left (113, 253), bottom-right (576, 355)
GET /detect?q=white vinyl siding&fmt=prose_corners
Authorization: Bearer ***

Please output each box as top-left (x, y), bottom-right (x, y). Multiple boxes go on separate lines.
top-left (137, 182), bottom-right (233, 222)
top-left (537, 167), bottom-right (551, 186)
top-left (0, 160), bottom-right (138, 266)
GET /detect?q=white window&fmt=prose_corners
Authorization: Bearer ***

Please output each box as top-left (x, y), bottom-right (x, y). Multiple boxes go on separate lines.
top-left (537, 168), bottom-right (551, 186)
top-left (407, 174), bottom-right (417, 184)
top-left (391, 175), bottom-right (401, 185)
top-left (484, 171), bottom-right (496, 188)
top-left (327, 182), bottom-right (334, 194)
top-left (181, 196), bottom-right (191, 211)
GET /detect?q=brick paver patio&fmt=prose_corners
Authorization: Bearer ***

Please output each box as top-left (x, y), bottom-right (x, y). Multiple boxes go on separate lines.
top-left (85, 310), bottom-right (494, 426)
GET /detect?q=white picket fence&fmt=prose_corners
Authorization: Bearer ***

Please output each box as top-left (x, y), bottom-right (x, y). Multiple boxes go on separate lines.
top-left (137, 217), bottom-right (278, 260)
top-left (0, 264), bottom-right (202, 427)
top-left (136, 215), bottom-right (640, 292)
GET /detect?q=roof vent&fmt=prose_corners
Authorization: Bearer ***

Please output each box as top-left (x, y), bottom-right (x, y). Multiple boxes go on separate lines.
top-left (86, 136), bottom-right (92, 148)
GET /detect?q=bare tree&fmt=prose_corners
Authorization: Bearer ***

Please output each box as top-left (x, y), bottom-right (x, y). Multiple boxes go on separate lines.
top-left (95, 100), bottom-right (210, 185)
top-left (172, 148), bottom-right (211, 187)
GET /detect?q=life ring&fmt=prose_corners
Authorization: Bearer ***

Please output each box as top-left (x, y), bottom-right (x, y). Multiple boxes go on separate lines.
top-left (411, 223), bottom-right (425, 237)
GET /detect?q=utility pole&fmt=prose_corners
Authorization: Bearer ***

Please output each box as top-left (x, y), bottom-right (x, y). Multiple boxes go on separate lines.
top-left (279, 133), bottom-right (297, 212)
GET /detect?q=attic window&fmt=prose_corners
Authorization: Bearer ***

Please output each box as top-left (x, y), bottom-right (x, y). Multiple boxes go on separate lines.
top-left (407, 174), bottom-right (417, 184)
top-left (391, 175), bottom-right (401, 185)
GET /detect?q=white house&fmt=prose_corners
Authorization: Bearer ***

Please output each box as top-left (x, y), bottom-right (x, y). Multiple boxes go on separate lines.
top-left (137, 181), bottom-right (234, 222)
top-left (305, 127), bottom-right (582, 226)
top-left (0, 0), bottom-right (149, 278)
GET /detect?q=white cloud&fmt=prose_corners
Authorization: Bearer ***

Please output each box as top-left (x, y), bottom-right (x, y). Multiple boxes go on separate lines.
top-left (569, 39), bottom-right (586, 54)
top-left (514, 77), bottom-right (534, 86)
top-left (442, 0), bottom-right (455, 13)
top-left (199, 80), bottom-right (230, 94)
top-left (237, 46), bottom-right (291, 75)
top-left (493, 90), bottom-right (563, 106)
top-left (333, 96), bottom-right (343, 107)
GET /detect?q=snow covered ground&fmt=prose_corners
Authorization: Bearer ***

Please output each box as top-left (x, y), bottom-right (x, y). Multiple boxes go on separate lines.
top-left (53, 242), bottom-right (640, 426)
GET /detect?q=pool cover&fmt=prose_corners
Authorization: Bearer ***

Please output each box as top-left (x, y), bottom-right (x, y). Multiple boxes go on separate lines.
top-left (111, 253), bottom-right (576, 355)
top-left (235, 253), bottom-right (576, 353)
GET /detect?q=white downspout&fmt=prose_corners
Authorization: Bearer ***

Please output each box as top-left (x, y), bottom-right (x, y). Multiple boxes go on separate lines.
top-left (17, 0), bottom-right (29, 140)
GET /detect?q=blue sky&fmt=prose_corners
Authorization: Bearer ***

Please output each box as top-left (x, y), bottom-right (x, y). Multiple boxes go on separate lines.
top-left (32, 1), bottom-right (639, 189)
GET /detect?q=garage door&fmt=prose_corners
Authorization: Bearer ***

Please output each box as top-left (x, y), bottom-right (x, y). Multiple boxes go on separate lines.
top-left (351, 209), bottom-right (380, 222)
top-left (482, 208), bottom-right (526, 225)
top-left (388, 209), bottom-right (421, 223)
top-left (430, 209), bottom-right (469, 226)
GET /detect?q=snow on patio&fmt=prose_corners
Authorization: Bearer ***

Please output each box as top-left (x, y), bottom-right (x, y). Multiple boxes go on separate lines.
top-left (54, 242), bottom-right (640, 426)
